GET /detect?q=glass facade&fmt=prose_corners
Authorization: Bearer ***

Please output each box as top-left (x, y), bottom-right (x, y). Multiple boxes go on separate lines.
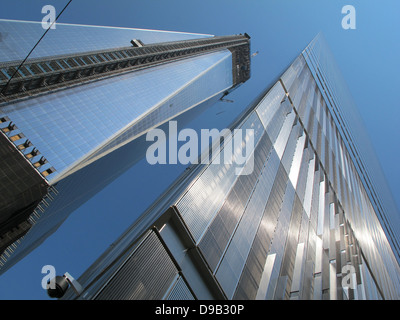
top-left (0, 19), bottom-right (212, 63)
top-left (0, 20), bottom-right (246, 273)
top-left (2, 49), bottom-right (233, 180)
top-left (66, 35), bottom-right (400, 300)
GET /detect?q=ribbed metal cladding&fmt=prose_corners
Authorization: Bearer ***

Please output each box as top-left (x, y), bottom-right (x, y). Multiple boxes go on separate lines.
top-left (95, 231), bottom-right (178, 300)
top-left (175, 113), bottom-right (265, 243)
top-left (198, 132), bottom-right (272, 273)
top-left (166, 277), bottom-right (196, 300)
top-left (233, 160), bottom-right (287, 300)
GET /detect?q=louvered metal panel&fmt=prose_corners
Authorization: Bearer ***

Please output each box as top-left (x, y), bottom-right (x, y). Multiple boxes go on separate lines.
top-left (166, 276), bottom-right (196, 300)
top-left (95, 230), bottom-right (178, 300)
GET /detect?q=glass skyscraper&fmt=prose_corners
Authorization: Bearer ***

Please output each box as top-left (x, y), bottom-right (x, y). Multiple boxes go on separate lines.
top-left (61, 34), bottom-right (400, 300)
top-left (0, 20), bottom-right (250, 274)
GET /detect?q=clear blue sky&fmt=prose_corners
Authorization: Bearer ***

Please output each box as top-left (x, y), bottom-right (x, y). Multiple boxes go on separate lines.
top-left (0, 0), bottom-right (399, 299)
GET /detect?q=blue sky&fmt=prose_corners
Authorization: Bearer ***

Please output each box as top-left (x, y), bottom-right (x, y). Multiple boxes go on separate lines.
top-left (0, 0), bottom-right (399, 299)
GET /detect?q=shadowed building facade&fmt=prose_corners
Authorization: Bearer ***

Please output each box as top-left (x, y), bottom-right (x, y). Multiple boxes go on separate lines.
top-left (61, 34), bottom-right (400, 300)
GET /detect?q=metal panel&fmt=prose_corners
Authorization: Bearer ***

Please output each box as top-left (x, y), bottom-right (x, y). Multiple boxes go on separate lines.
top-left (176, 112), bottom-right (264, 243)
top-left (95, 230), bottom-right (178, 300)
top-left (166, 277), bottom-right (196, 300)
top-left (198, 132), bottom-right (272, 272)
top-left (220, 149), bottom-right (281, 299)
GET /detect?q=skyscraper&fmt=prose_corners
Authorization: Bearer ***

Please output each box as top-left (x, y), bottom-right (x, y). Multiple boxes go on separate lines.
top-left (60, 33), bottom-right (400, 300)
top-left (0, 19), bottom-right (250, 274)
